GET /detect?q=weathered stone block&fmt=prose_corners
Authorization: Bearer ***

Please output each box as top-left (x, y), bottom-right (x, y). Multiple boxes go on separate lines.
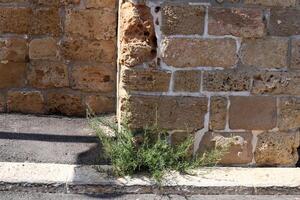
top-left (0, 37), bottom-right (27, 62)
top-left (85, 95), bottom-right (115, 114)
top-left (122, 95), bottom-right (208, 130)
top-left (198, 132), bottom-right (253, 165)
top-left (119, 2), bottom-right (156, 67)
top-left (203, 70), bottom-right (251, 92)
top-left (209, 96), bottom-right (227, 130)
top-left (255, 131), bottom-right (299, 166)
top-left (0, 63), bottom-right (26, 89)
top-left (65, 9), bottom-right (116, 40)
top-left (0, 94), bottom-right (5, 113)
top-left (161, 3), bottom-right (205, 35)
top-left (208, 7), bottom-right (265, 38)
top-left (252, 71), bottom-right (300, 95)
top-left (269, 9), bottom-right (300, 36)
top-left (27, 61), bottom-right (69, 89)
top-left (31, 8), bottom-right (61, 36)
top-left (7, 91), bottom-right (44, 114)
top-left (162, 38), bottom-right (237, 68)
top-left (71, 64), bottom-right (115, 93)
top-left (244, 0), bottom-right (297, 7)
top-left (47, 92), bottom-right (85, 116)
top-left (0, 7), bottom-right (31, 34)
top-left (121, 68), bottom-right (171, 92)
top-left (278, 97), bottom-right (300, 130)
top-left (29, 38), bottom-right (57, 60)
top-left (0, 0), bottom-right (30, 3)
top-left (85, 0), bottom-right (116, 8)
top-left (173, 71), bottom-right (201, 92)
top-left (240, 37), bottom-right (288, 68)
top-left (291, 38), bottom-right (300, 69)
top-left (229, 96), bottom-right (277, 130)
top-left (62, 37), bottom-right (115, 62)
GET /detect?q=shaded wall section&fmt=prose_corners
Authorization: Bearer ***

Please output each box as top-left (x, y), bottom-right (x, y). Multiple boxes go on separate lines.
top-left (118, 0), bottom-right (300, 166)
top-left (0, 0), bottom-right (117, 116)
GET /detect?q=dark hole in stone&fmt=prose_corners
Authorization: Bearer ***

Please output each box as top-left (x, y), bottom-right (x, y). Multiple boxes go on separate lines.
top-left (297, 146), bottom-right (300, 167)
top-left (155, 6), bottom-right (160, 13)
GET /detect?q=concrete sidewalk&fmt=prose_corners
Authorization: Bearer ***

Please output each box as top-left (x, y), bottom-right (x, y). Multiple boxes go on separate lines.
top-left (0, 162), bottom-right (300, 195)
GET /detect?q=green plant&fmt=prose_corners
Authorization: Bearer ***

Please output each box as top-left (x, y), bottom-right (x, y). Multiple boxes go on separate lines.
top-left (89, 116), bottom-right (228, 183)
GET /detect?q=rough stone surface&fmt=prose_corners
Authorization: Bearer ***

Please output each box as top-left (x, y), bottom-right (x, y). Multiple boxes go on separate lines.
top-left (121, 68), bottom-right (171, 92)
top-left (47, 92), bottom-right (85, 116)
top-left (209, 96), bottom-right (227, 130)
top-left (278, 97), bottom-right (300, 130)
top-left (29, 37), bottom-right (57, 59)
top-left (229, 96), bottom-right (277, 130)
top-left (269, 9), bottom-right (300, 36)
top-left (244, 0), bottom-right (297, 7)
top-left (27, 61), bottom-right (69, 89)
top-left (173, 71), bottom-right (201, 92)
top-left (255, 131), bottom-right (300, 166)
top-left (65, 9), bottom-right (116, 40)
top-left (198, 132), bottom-right (253, 165)
top-left (0, 37), bottom-right (27, 62)
top-left (71, 64), bottom-right (115, 93)
top-left (85, 0), bottom-right (116, 8)
top-left (85, 95), bottom-right (115, 114)
top-left (240, 37), bottom-right (288, 68)
top-left (122, 95), bottom-right (208, 130)
top-left (162, 38), bottom-right (237, 68)
top-left (0, 7), bottom-right (31, 34)
top-left (203, 70), bottom-right (251, 92)
top-left (161, 3), bottom-right (205, 35)
top-left (0, 63), bottom-right (26, 89)
top-left (7, 91), bottom-right (44, 114)
top-left (208, 7), bottom-right (265, 38)
top-left (0, 94), bottom-right (5, 112)
top-left (252, 71), bottom-right (300, 95)
top-left (119, 2), bottom-right (156, 67)
top-left (62, 37), bottom-right (115, 62)
top-left (291, 38), bottom-right (300, 69)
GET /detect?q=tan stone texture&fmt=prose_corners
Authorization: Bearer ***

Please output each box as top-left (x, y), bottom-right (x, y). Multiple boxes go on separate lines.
top-left (71, 64), bottom-right (115, 93)
top-left (229, 96), bottom-right (277, 130)
top-left (85, 0), bottom-right (116, 8)
top-left (31, 8), bottom-right (61, 36)
top-left (255, 131), bottom-right (300, 166)
top-left (0, 0), bottom-right (30, 2)
top-left (62, 37), bottom-right (115, 62)
top-left (29, 38), bottom-right (57, 59)
top-left (291, 38), bottom-right (300, 69)
top-left (0, 7), bottom-right (31, 34)
top-left (279, 97), bottom-right (300, 130)
top-left (85, 95), bottom-right (115, 114)
top-left (27, 61), bottom-right (69, 89)
top-left (7, 91), bottom-right (44, 114)
top-left (122, 95), bottom-right (208, 130)
top-left (161, 3), bottom-right (205, 35)
top-left (162, 38), bottom-right (237, 68)
top-left (0, 63), bottom-right (26, 89)
top-left (65, 9), bottom-right (116, 40)
top-left (198, 132), bottom-right (253, 165)
top-left (208, 7), bottom-right (265, 38)
top-left (269, 9), bottom-right (300, 36)
top-left (173, 71), bottom-right (201, 92)
top-left (209, 96), bottom-right (227, 130)
top-left (119, 2), bottom-right (156, 67)
top-left (240, 37), bottom-right (288, 68)
top-left (203, 70), bottom-right (251, 92)
top-left (252, 71), bottom-right (300, 95)
top-left (47, 92), bottom-right (85, 116)
top-left (244, 0), bottom-right (297, 7)
top-left (0, 37), bottom-right (27, 62)
top-left (122, 68), bottom-right (171, 92)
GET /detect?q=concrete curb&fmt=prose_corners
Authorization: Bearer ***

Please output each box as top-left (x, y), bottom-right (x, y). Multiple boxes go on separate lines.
top-left (0, 162), bottom-right (300, 195)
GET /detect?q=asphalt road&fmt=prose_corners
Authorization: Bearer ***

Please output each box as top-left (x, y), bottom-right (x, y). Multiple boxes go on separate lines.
top-left (0, 193), bottom-right (300, 200)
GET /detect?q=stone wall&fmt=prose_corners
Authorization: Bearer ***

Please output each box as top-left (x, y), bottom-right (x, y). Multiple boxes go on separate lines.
top-left (0, 0), bottom-right (117, 116)
top-left (118, 0), bottom-right (300, 166)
